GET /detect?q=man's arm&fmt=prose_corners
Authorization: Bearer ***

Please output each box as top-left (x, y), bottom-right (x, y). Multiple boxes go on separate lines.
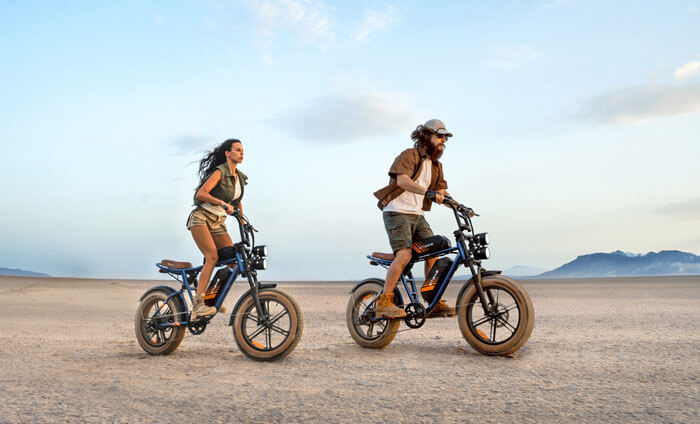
top-left (396, 174), bottom-right (444, 203)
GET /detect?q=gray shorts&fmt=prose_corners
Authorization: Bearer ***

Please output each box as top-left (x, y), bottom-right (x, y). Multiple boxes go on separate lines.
top-left (383, 212), bottom-right (434, 253)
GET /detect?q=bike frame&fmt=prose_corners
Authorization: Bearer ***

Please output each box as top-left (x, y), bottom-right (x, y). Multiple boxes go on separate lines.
top-left (367, 197), bottom-right (497, 318)
top-left (151, 210), bottom-right (269, 330)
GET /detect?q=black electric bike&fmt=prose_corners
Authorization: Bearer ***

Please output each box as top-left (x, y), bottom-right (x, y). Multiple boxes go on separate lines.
top-left (135, 210), bottom-right (303, 361)
top-left (346, 195), bottom-right (534, 356)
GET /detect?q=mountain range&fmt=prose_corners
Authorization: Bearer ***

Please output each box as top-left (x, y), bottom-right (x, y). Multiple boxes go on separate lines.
top-left (527, 250), bottom-right (700, 278)
top-left (0, 267), bottom-right (50, 277)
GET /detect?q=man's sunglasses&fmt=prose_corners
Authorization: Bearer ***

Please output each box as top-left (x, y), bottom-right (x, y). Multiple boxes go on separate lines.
top-left (435, 133), bottom-right (449, 140)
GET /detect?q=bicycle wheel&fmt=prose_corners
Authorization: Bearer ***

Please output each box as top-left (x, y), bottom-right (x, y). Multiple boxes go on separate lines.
top-left (232, 289), bottom-right (303, 361)
top-left (135, 290), bottom-right (186, 355)
top-left (345, 281), bottom-right (400, 349)
top-left (457, 275), bottom-right (534, 356)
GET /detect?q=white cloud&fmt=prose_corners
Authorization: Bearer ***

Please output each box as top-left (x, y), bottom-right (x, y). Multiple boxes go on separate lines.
top-left (674, 61), bottom-right (700, 80)
top-left (270, 92), bottom-right (421, 143)
top-left (352, 4), bottom-right (399, 43)
top-left (574, 83), bottom-right (700, 124)
top-left (247, 0), bottom-right (334, 48)
top-left (487, 45), bottom-right (541, 68)
top-left (654, 198), bottom-right (700, 221)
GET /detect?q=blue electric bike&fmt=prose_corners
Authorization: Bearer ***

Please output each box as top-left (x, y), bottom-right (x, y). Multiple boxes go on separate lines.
top-left (346, 195), bottom-right (534, 356)
top-left (135, 210), bottom-right (303, 361)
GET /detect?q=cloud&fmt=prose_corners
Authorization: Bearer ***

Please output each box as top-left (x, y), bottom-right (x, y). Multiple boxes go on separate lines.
top-left (574, 82), bottom-right (700, 124)
top-left (654, 198), bottom-right (700, 221)
top-left (165, 134), bottom-right (217, 155)
top-left (674, 61), bottom-right (700, 80)
top-left (246, 0), bottom-right (334, 48)
top-left (269, 92), bottom-right (421, 143)
top-left (487, 45), bottom-right (541, 68)
top-left (352, 4), bottom-right (399, 43)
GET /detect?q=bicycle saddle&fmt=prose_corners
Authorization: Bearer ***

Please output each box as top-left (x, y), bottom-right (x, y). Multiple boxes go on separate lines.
top-left (159, 259), bottom-right (193, 269)
top-left (371, 252), bottom-right (395, 261)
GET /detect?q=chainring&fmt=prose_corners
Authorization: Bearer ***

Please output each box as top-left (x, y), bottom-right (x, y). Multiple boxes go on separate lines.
top-left (188, 319), bottom-right (208, 335)
top-left (403, 302), bottom-right (426, 329)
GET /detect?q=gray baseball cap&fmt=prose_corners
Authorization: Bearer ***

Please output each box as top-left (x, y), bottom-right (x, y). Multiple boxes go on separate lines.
top-left (423, 119), bottom-right (453, 137)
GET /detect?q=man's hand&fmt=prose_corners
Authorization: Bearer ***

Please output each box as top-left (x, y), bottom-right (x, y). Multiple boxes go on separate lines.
top-left (425, 190), bottom-right (444, 204)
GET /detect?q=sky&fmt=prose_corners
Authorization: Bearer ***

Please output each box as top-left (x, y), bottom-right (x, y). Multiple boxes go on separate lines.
top-left (1, 0), bottom-right (699, 280)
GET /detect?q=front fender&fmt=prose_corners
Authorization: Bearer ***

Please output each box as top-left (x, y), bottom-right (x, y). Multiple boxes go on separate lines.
top-left (456, 270), bottom-right (504, 305)
top-left (348, 278), bottom-right (404, 307)
top-left (227, 283), bottom-right (277, 326)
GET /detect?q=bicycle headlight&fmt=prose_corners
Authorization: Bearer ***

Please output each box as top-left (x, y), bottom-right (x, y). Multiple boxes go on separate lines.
top-left (474, 232), bottom-right (490, 246)
top-left (252, 258), bottom-right (267, 270)
top-left (253, 245), bottom-right (267, 257)
top-left (474, 247), bottom-right (490, 260)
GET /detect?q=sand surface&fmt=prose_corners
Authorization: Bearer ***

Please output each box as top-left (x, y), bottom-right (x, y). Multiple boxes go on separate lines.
top-left (1, 275), bottom-right (699, 423)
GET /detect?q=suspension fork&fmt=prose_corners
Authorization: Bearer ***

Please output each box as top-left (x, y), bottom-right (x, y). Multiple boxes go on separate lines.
top-left (236, 248), bottom-right (267, 325)
top-left (457, 231), bottom-right (495, 314)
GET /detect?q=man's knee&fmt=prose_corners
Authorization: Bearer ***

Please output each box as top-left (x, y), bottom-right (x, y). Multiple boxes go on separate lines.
top-left (394, 248), bottom-right (412, 264)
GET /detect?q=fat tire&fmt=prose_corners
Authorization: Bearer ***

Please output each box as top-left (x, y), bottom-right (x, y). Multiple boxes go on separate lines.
top-left (135, 290), bottom-right (186, 355)
top-left (457, 275), bottom-right (534, 356)
top-left (346, 281), bottom-right (400, 349)
top-left (232, 289), bottom-right (303, 361)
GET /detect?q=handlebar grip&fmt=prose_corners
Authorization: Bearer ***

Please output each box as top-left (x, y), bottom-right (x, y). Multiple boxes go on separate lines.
top-left (425, 190), bottom-right (438, 202)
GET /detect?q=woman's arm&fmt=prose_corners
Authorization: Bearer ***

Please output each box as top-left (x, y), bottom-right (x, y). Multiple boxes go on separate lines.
top-left (195, 170), bottom-right (235, 214)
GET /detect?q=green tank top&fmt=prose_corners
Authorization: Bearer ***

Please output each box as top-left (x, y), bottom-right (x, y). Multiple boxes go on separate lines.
top-left (194, 163), bottom-right (248, 208)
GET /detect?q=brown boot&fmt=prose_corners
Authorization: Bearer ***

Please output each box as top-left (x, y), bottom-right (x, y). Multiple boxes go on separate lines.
top-left (427, 300), bottom-right (456, 318)
top-left (375, 293), bottom-right (407, 319)
top-left (191, 293), bottom-right (216, 320)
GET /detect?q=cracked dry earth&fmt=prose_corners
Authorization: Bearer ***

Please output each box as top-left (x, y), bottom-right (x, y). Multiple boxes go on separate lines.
top-left (1, 275), bottom-right (699, 423)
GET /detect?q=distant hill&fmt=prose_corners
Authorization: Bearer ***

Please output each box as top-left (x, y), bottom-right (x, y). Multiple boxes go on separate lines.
top-left (0, 267), bottom-right (50, 277)
top-left (537, 250), bottom-right (700, 278)
top-left (505, 265), bottom-right (547, 277)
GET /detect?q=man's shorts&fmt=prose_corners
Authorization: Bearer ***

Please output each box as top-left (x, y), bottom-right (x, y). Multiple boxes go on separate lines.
top-left (186, 207), bottom-right (228, 235)
top-left (382, 211), bottom-right (434, 253)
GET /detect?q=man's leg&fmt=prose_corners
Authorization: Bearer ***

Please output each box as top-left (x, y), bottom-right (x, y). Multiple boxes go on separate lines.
top-left (414, 216), bottom-right (456, 317)
top-left (377, 212), bottom-right (413, 318)
top-left (384, 248), bottom-right (412, 294)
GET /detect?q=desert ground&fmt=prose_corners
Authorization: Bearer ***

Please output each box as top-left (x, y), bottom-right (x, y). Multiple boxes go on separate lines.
top-left (1, 274), bottom-right (699, 423)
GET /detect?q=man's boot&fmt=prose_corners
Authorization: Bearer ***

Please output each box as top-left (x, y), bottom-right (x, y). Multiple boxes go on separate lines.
top-left (375, 292), bottom-right (407, 319)
top-left (191, 293), bottom-right (216, 320)
top-left (427, 299), bottom-right (456, 318)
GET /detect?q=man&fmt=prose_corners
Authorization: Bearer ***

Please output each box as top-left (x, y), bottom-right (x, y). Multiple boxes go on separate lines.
top-left (373, 118), bottom-right (457, 319)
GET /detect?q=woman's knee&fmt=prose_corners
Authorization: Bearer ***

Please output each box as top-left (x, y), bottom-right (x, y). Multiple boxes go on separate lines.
top-left (204, 252), bottom-right (219, 264)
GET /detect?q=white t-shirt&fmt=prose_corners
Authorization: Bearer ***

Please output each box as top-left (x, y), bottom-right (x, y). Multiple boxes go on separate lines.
top-left (199, 177), bottom-right (242, 217)
top-left (383, 159), bottom-right (432, 215)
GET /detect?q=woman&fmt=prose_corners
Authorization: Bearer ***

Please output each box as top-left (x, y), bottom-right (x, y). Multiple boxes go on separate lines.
top-left (187, 138), bottom-right (247, 320)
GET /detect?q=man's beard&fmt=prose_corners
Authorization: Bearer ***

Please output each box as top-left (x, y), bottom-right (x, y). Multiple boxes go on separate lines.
top-left (423, 140), bottom-right (444, 161)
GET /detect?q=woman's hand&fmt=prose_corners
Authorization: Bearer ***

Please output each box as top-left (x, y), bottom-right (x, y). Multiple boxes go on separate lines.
top-left (222, 203), bottom-right (235, 215)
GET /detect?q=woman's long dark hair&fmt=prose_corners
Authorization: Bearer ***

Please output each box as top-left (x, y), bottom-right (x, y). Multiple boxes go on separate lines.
top-left (197, 138), bottom-right (241, 186)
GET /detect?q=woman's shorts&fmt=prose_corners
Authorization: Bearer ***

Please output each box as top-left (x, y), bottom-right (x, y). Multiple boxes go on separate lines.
top-left (186, 207), bottom-right (228, 235)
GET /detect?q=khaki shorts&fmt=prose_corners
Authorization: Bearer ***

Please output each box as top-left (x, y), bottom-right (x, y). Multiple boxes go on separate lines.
top-left (383, 211), bottom-right (434, 253)
top-left (186, 207), bottom-right (228, 235)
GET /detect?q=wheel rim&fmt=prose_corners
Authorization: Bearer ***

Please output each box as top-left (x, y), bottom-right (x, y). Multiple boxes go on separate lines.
top-left (140, 298), bottom-right (176, 348)
top-left (466, 287), bottom-right (521, 345)
top-left (241, 298), bottom-right (292, 351)
top-left (352, 291), bottom-right (390, 341)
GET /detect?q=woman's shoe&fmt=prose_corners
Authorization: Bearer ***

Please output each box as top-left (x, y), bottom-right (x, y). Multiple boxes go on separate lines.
top-left (191, 293), bottom-right (216, 320)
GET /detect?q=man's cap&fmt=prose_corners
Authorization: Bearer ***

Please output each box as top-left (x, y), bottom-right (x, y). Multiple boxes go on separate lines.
top-left (423, 119), bottom-right (453, 137)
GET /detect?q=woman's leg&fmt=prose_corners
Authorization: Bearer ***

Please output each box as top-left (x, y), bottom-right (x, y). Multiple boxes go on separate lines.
top-left (190, 225), bottom-right (219, 295)
top-left (212, 232), bottom-right (233, 250)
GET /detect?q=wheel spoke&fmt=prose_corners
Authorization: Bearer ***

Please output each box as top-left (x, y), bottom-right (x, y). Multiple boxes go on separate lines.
top-left (266, 327), bottom-right (272, 349)
top-left (500, 302), bottom-right (518, 313)
top-left (490, 317), bottom-right (497, 341)
top-left (271, 323), bottom-right (290, 337)
top-left (268, 309), bottom-right (289, 326)
top-left (366, 322), bottom-right (375, 337)
top-left (496, 315), bottom-right (517, 334)
top-left (472, 315), bottom-right (491, 328)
